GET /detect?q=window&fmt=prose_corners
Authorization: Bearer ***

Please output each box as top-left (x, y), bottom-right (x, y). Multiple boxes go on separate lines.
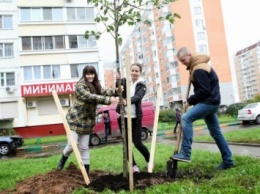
top-left (31, 8), bottom-right (41, 21)
top-left (21, 36), bottom-right (65, 51)
top-left (33, 37), bottom-right (43, 50)
top-left (67, 7), bottom-right (94, 21)
top-left (20, 8), bottom-right (63, 22)
top-left (0, 15), bottom-right (13, 29)
top-left (199, 45), bottom-right (207, 52)
top-left (0, 72), bottom-right (15, 86)
top-left (0, 43), bottom-right (13, 57)
top-left (166, 61), bottom-right (178, 70)
top-left (68, 35), bottom-right (97, 49)
top-left (23, 65), bottom-right (60, 81)
top-left (194, 7), bottom-right (202, 14)
top-left (173, 87), bottom-right (181, 95)
top-left (195, 19), bottom-right (203, 27)
top-left (70, 63), bottom-right (99, 78)
top-left (0, 102), bottom-right (18, 119)
top-left (166, 36), bottom-right (175, 44)
top-left (197, 32), bottom-right (205, 40)
top-left (167, 49), bottom-right (174, 57)
top-left (167, 74), bottom-right (180, 83)
top-left (38, 99), bottom-right (58, 115)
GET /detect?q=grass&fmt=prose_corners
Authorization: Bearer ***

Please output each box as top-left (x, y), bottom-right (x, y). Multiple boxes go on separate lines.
top-left (0, 143), bottom-right (260, 193)
top-left (24, 135), bottom-right (67, 146)
top-left (194, 127), bottom-right (260, 144)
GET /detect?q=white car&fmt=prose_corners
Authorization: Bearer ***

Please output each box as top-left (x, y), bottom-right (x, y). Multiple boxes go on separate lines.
top-left (238, 102), bottom-right (260, 124)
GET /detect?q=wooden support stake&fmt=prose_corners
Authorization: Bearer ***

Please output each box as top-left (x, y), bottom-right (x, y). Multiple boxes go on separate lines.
top-left (52, 90), bottom-right (90, 185)
top-left (148, 85), bottom-right (162, 173)
top-left (125, 55), bottom-right (134, 192)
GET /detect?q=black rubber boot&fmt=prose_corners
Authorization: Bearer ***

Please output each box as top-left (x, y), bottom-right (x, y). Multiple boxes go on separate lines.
top-left (57, 155), bottom-right (68, 170)
top-left (84, 164), bottom-right (90, 175)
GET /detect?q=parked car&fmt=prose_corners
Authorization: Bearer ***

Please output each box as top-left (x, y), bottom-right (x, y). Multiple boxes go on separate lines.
top-left (238, 102), bottom-right (260, 124)
top-left (0, 135), bottom-right (23, 156)
top-left (90, 101), bottom-right (155, 146)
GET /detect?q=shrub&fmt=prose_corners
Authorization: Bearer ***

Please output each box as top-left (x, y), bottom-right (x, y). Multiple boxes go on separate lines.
top-left (246, 94), bottom-right (260, 103)
top-left (226, 103), bottom-right (246, 117)
top-left (159, 109), bottom-right (176, 122)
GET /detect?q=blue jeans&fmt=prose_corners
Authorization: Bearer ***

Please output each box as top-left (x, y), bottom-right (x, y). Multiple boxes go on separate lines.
top-left (181, 103), bottom-right (233, 165)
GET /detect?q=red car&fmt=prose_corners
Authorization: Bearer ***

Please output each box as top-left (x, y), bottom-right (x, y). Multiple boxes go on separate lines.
top-left (90, 101), bottom-right (155, 146)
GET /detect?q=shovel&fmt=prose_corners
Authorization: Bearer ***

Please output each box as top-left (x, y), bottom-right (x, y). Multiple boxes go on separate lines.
top-left (168, 81), bottom-right (191, 179)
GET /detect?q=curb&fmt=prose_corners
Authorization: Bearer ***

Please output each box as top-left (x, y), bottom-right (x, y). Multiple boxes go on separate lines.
top-left (192, 141), bottom-right (260, 147)
top-left (16, 143), bottom-right (66, 156)
top-left (157, 122), bottom-right (241, 137)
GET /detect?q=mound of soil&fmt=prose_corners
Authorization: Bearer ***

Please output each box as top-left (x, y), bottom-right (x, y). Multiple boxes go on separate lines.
top-left (1, 162), bottom-right (213, 194)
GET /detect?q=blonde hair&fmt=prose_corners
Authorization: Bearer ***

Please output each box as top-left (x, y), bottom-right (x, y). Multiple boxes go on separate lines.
top-left (177, 47), bottom-right (190, 58)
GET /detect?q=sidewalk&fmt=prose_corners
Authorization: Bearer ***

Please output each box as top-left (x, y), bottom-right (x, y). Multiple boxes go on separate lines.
top-left (158, 122), bottom-right (260, 158)
top-left (157, 121), bottom-right (241, 137)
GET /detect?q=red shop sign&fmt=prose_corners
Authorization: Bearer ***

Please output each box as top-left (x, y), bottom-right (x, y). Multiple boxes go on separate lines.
top-left (21, 82), bottom-right (76, 97)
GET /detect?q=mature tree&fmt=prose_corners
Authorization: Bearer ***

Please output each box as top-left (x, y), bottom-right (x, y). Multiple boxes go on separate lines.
top-left (85, 0), bottom-right (180, 180)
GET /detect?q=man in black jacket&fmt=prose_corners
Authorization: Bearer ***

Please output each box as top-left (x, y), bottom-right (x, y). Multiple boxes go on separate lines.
top-left (171, 47), bottom-right (235, 170)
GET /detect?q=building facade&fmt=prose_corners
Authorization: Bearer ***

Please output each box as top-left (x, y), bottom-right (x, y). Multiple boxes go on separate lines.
top-left (0, 0), bottom-right (102, 137)
top-left (234, 41), bottom-right (260, 101)
top-left (119, 0), bottom-right (234, 109)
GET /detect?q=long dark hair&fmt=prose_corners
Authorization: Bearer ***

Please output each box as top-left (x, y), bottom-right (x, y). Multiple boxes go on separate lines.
top-left (80, 65), bottom-right (101, 94)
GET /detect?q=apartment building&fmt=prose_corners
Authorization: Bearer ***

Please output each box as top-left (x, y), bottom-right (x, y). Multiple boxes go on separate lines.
top-left (104, 68), bottom-right (115, 89)
top-left (119, 0), bottom-right (234, 109)
top-left (234, 41), bottom-right (260, 101)
top-left (0, 0), bottom-right (101, 137)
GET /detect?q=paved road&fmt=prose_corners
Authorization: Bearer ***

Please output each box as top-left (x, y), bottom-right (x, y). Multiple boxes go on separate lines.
top-left (159, 123), bottom-right (260, 158)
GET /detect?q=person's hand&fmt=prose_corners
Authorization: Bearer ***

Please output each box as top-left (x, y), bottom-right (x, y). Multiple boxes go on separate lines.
top-left (184, 101), bottom-right (190, 110)
top-left (122, 98), bottom-right (127, 106)
top-left (116, 85), bottom-right (124, 95)
top-left (110, 97), bottom-right (119, 105)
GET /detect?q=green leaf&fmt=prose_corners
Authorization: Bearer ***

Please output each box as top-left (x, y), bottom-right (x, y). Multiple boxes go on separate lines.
top-left (108, 25), bottom-right (115, 31)
top-left (117, 37), bottom-right (123, 46)
top-left (174, 13), bottom-right (181, 19)
top-left (127, 21), bottom-right (135, 25)
top-left (95, 17), bottom-right (100, 23)
top-left (159, 16), bottom-right (164, 21)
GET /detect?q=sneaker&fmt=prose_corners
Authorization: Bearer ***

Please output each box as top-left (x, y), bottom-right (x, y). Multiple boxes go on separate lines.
top-left (215, 163), bottom-right (236, 170)
top-left (132, 165), bottom-right (140, 173)
top-left (171, 152), bottom-right (191, 162)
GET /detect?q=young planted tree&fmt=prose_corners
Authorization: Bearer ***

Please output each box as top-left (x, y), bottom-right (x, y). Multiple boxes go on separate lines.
top-left (85, 0), bottom-right (180, 180)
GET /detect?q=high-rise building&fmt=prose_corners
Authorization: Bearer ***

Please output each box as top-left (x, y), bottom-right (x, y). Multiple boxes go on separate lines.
top-left (0, 0), bottom-right (101, 137)
top-left (234, 41), bottom-right (260, 101)
top-left (119, 0), bottom-right (234, 109)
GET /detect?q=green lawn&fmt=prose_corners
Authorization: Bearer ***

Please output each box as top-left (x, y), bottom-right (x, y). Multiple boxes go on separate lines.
top-left (194, 127), bottom-right (260, 144)
top-left (0, 143), bottom-right (259, 193)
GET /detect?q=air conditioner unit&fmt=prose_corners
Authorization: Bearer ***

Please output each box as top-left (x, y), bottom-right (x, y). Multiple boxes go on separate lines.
top-left (60, 98), bottom-right (70, 107)
top-left (27, 101), bottom-right (37, 108)
top-left (6, 87), bottom-right (14, 93)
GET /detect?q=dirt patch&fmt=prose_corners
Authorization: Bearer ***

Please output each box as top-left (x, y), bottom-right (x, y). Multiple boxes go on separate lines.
top-left (1, 162), bottom-right (214, 194)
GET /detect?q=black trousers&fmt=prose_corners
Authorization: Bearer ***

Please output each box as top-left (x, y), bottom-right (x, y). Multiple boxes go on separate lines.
top-left (173, 121), bottom-right (180, 133)
top-left (118, 117), bottom-right (150, 166)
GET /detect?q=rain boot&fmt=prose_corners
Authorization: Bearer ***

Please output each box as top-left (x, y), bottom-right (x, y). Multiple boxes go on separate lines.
top-left (84, 164), bottom-right (90, 175)
top-left (57, 154), bottom-right (68, 170)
